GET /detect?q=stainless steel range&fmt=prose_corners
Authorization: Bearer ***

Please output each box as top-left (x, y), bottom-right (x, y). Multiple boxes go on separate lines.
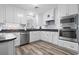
top-left (59, 14), bottom-right (78, 43)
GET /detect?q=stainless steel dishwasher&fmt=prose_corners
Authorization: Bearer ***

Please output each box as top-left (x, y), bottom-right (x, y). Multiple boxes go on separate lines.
top-left (20, 32), bottom-right (29, 45)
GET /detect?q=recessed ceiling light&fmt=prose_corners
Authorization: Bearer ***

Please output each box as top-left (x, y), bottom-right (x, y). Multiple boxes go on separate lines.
top-left (32, 4), bottom-right (39, 6)
top-left (28, 12), bottom-right (34, 16)
top-left (17, 14), bottom-right (23, 17)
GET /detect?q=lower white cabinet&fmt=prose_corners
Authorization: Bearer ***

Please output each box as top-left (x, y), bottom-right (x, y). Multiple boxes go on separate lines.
top-left (14, 33), bottom-right (20, 46)
top-left (30, 31), bottom-right (41, 42)
top-left (30, 31), bottom-right (59, 44)
top-left (52, 32), bottom-right (59, 45)
top-left (58, 40), bottom-right (78, 51)
top-left (41, 31), bottom-right (53, 43)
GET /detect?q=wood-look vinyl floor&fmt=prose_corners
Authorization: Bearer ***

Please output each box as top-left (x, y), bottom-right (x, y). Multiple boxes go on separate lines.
top-left (16, 40), bottom-right (78, 55)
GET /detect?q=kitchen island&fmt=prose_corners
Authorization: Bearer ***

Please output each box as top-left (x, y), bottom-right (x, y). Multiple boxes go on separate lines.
top-left (0, 33), bottom-right (16, 55)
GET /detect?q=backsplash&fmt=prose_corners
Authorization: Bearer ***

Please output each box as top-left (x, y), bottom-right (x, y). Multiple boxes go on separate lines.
top-left (0, 23), bottom-right (26, 30)
top-left (45, 24), bottom-right (57, 29)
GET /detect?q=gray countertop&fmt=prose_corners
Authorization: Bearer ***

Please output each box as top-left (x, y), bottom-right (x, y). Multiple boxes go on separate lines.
top-left (0, 29), bottom-right (58, 42)
top-left (0, 29), bottom-right (58, 33)
top-left (0, 33), bottom-right (16, 42)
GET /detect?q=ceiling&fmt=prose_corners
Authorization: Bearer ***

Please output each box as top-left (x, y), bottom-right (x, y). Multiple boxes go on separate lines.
top-left (12, 4), bottom-right (57, 14)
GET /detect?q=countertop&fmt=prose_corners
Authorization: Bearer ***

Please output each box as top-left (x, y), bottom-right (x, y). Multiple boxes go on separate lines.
top-left (0, 37), bottom-right (16, 42)
top-left (0, 33), bottom-right (16, 42)
top-left (0, 29), bottom-right (58, 33)
top-left (0, 29), bottom-right (58, 42)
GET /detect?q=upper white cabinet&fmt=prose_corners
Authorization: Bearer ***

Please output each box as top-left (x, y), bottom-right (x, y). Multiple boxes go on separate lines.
top-left (67, 4), bottom-right (78, 15)
top-left (5, 6), bottom-right (15, 23)
top-left (26, 15), bottom-right (38, 29)
top-left (14, 7), bottom-right (27, 24)
top-left (15, 8), bottom-right (27, 24)
top-left (57, 4), bottom-right (78, 18)
top-left (57, 4), bottom-right (68, 18)
top-left (0, 5), bottom-right (5, 23)
top-left (14, 8), bottom-right (22, 24)
top-left (5, 5), bottom-right (27, 24)
top-left (18, 9), bottom-right (27, 24)
top-left (26, 17), bottom-right (34, 29)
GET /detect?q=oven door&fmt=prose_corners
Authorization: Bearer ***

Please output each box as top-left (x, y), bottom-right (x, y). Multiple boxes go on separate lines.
top-left (59, 29), bottom-right (77, 43)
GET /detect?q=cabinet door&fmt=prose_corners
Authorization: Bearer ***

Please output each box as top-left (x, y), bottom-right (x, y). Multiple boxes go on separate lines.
top-left (47, 32), bottom-right (53, 43)
top-left (63, 41), bottom-right (78, 51)
top-left (68, 4), bottom-right (78, 15)
top-left (20, 10), bottom-right (27, 24)
top-left (58, 5), bottom-right (68, 18)
top-left (0, 5), bottom-right (5, 23)
top-left (27, 17), bottom-right (34, 28)
top-left (52, 32), bottom-right (59, 45)
top-left (14, 8), bottom-right (22, 24)
top-left (30, 31), bottom-right (40, 42)
top-left (41, 32), bottom-right (52, 43)
top-left (14, 33), bottom-right (20, 46)
top-left (6, 6), bottom-right (15, 23)
top-left (41, 31), bottom-right (48, 42)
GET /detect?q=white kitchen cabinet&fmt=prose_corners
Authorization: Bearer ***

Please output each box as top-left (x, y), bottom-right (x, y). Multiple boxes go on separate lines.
top-left (41, 31), bottom-right (48, 42)
top-left (0, 5), bottom-right (27, 24)
top-left (0, 5), bottom-right (5, 23)
top-left (20, 10), bottom-right (27, 24)
top-left (52, 32), bottom-right (59, 45)
top-left (14, 8), bottom-right (27, 24)
top-left (5, 6), bottom-right (15, 23)
top-left (41, 31), bottom-right (59, 44)
top-left (67, 4), bottom-right (78, 15)
top-left (58, 40), bottom-right (78, 51)
top-left (41, 31), bottom-right (53, 43)
top-left (47, 32), bottom-right (53, 43)
top-left (57, 4), bottom-right (68, 18)
top-left (14, 8), bottom-right (21, 24)
top-left (63, 41), bottom-right (78, 51)
top-left (26, 17), bottom-right (35, 29)
top-left (14, 33), bottom-right (20, 46)
top-left (57, 4), bottom-right (78, 18)
top-left (30, 31), bottom-right (40, 42)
